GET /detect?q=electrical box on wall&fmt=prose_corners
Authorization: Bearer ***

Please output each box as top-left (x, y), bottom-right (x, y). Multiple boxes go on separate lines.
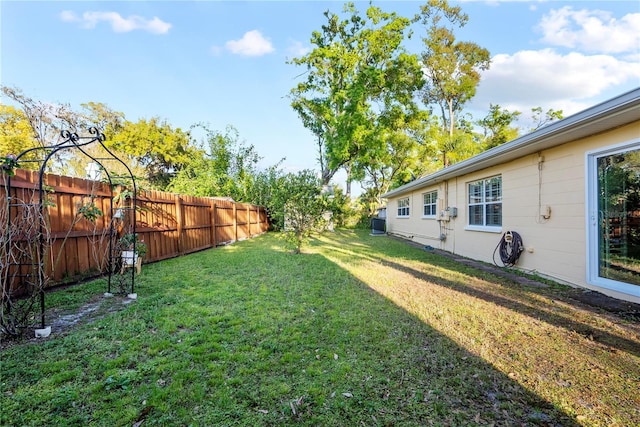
top-left (540, 205), bottom-right (551, 219)
top-left (439, 207), bottom-right (458, 221)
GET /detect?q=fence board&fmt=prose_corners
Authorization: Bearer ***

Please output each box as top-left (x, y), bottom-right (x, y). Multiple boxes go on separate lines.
top-left (2, 169), bottom-right (269, 293)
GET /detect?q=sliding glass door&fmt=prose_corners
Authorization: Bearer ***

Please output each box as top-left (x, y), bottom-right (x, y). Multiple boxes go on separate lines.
top-left (587, 141), bottom-right (640, 296)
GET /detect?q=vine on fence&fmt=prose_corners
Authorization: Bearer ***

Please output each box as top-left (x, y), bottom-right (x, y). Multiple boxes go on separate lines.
top-left (1, 154), bottom-right (19, 176)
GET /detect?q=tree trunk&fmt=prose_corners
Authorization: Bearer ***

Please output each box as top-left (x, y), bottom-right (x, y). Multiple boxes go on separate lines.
top-left (445, 99), bottom-right (455, 168)
top-left (345, 164), bottom-right (352, 198)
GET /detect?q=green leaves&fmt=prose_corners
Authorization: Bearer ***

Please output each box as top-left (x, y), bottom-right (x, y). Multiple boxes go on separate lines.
top-left (106, 117), bottom-right (195, 189)
top-left (290, 4), bottom-right (424, 187)
top-left (0, 105), bottom-right (39, 168)
top-left (77, 202), bottom-right (103, 223)
top-left (418, 0), bottom-right (491, 154)
top-left (279, 170), bottom-right (327, 254)
top-left (168, 124), bottom-right (261, 201)
top-left (477, 104), bottom-right (521, 150)
top-left (1, 153), bottom-right (20, 176)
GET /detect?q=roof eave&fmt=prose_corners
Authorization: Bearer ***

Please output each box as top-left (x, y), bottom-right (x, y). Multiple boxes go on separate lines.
top-left (382, 87), bottom-right (640, 199)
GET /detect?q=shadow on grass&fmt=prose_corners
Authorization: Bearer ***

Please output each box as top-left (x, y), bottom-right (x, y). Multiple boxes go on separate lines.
top-left (376, 257), bottom-right (640, 359)
top-left (317, 231), bottom-right (640, 358)
top-left (277, 256), bottom-right (579, 425)
top-left (1, 234), bottom-right (581, 426)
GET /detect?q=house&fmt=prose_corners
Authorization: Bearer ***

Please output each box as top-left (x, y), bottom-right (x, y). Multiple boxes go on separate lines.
top-left (382, 88), bottom-right (640, 304)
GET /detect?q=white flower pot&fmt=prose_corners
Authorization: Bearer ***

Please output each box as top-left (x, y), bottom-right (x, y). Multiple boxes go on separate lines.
top-left (121, 250), bottom-right (142, 275)
top-left (121, 250), bottom-right (138, 266)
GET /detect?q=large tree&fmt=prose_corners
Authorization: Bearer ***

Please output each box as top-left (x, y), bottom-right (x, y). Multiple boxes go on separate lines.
top-left (107, 117), bottom-right (196, 190)
top-left (477, 105), bottom-right (564, 150)
top-left (77, 103), bottom-right (200, 189)
top-left (358, 109), bottom-right (435, 210)
top-left (168, 125), bottom-right (262, 201)
top-left (477, 104), bottom-right (521, 150)
top-left (416, 0), bottom-right (491, 166)
top-left (1, 87), bottom-right (128, 177)
top-left (2, 88), bottom-right (129, 178)
top-left (58, 102), bottom-right (138, 180)
top-left (290, 2), bottom-right (424, 192)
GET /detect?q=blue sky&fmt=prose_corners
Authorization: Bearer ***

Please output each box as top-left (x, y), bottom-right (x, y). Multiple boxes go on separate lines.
top-left (2, 1), bottom-right (639, 194)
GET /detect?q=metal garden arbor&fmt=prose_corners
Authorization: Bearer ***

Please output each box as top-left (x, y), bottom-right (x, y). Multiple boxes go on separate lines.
top-left (1, 127), bottom-right (138, 337)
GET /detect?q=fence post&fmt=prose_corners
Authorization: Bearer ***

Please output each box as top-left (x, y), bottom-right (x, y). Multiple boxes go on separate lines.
top-left (175, 196), bottom-right (184, 254)
top-left (232, 202), bottom-right (237, 242)
top-left (210, 199), bottom-right (217, 247)
top-left (247, 204), bottom-right (251, 237)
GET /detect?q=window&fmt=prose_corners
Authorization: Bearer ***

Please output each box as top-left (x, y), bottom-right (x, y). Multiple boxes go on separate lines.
top-left (423, 191), bottom-right (437, 217)
top-left (468, 176), bottom-right (502, 228)
top-left (397, 197), bottom-right (410, 217)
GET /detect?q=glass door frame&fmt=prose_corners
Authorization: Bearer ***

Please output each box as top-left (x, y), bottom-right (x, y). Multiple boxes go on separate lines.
top-left (586, 138), bottom-right (640, 298)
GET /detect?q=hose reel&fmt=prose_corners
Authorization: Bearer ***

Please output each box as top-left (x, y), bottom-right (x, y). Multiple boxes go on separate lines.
top-left (493, 230), bottom-right (524, 267)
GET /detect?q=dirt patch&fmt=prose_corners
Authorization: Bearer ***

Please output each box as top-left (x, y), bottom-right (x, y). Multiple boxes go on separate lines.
top-left (50, 297), bottom-right (136, 333)
top-left (1, 294), bottom-right (134, 350)
top-left (562, 288), bottom-right (640, 321)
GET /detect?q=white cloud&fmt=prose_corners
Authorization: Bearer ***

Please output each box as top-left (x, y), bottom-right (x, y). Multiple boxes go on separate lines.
top-left (537, 7), bottom-right (640, 54)
top-left (60, 11), bottom-right (171, 35)
top-left (467, 5), bottom-right (640, 125)
top-left (59, 10), bottom-right (77, 22)
top-left (471, 48), bottom-right (640, 116)
top-left (225, 30), bottom-right (274, 57)
top-left (286, 40), bottom-right (310, 58)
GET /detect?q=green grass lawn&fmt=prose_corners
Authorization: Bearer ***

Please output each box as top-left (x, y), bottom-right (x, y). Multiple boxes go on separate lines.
top-left (1, 230), bottom-right (638, 426)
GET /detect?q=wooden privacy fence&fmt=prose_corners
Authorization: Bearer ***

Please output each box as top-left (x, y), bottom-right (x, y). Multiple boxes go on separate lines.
top-left (1, 169), bottom-right (268, 289)
top-left (135, 189), bottom-right (268, 262)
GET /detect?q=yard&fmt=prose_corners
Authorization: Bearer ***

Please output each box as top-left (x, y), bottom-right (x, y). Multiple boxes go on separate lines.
top-left (1, 230), bottom-right (638, 426)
